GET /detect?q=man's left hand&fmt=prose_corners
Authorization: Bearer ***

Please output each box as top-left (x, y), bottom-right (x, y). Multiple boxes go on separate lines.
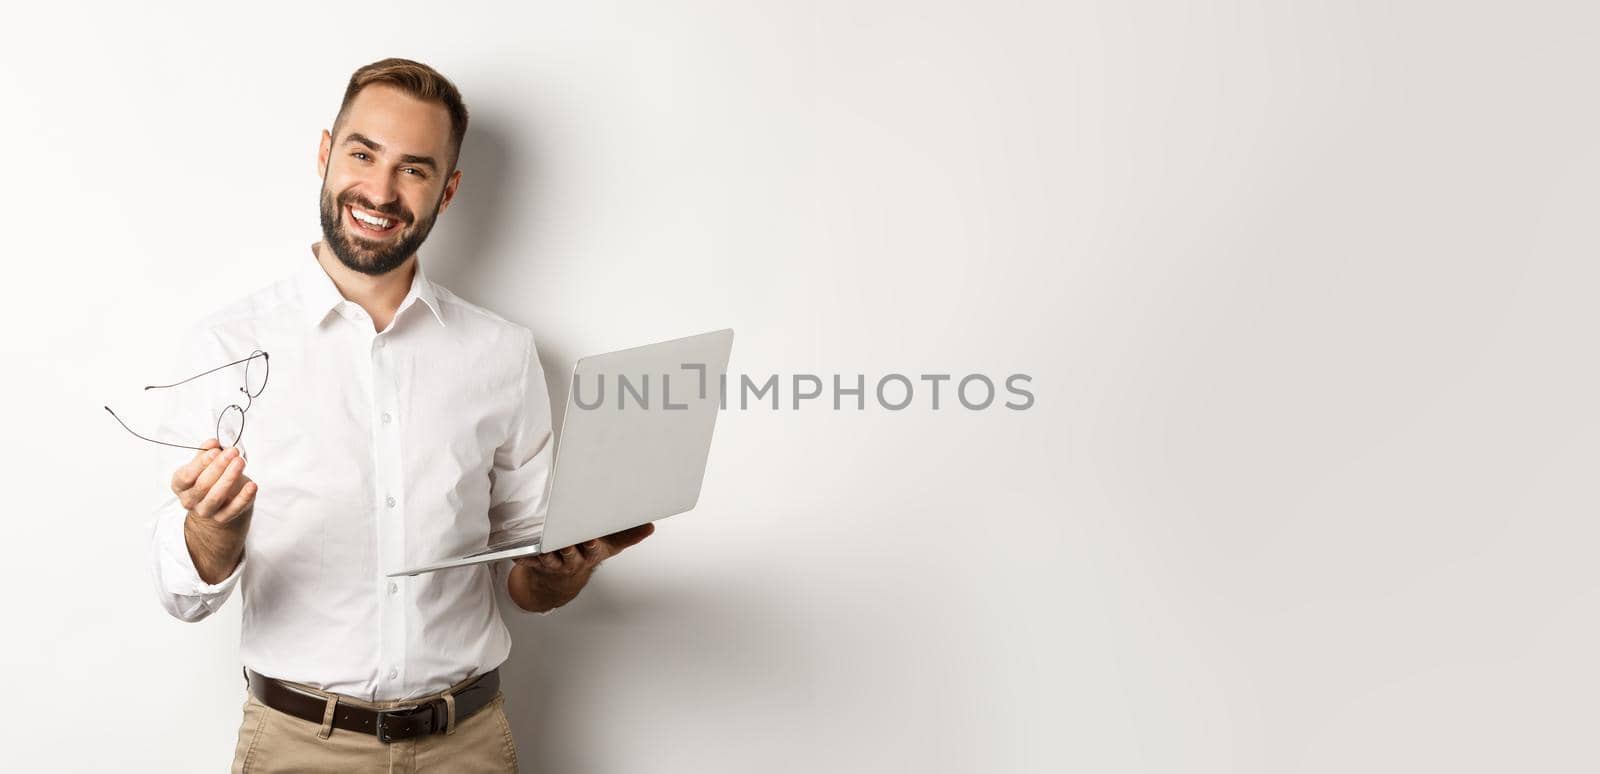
top-left (509, 523), bottom-right (655, 610)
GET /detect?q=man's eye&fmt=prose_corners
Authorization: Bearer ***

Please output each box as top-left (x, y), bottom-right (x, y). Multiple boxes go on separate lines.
top-left (351, 152), bottom-right (370, 161)
top-left (403, 167), bottom-right (423, 177)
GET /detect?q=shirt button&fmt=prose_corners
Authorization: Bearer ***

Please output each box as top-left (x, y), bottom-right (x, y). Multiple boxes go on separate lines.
top-left (387, 668), bottom-right (398, 680)
top-left (376, 339), bottom-right (386, 349)
top-left (386, 495), bottom-right (396, 508)
top-left (381, 412), bottom-right (392, 424)
top-left (387, 581), bottom-right (398, 595)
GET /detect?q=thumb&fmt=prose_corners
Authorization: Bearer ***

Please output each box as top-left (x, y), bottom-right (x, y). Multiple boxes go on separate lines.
top-left (603, 522), bottom-right (655, 552)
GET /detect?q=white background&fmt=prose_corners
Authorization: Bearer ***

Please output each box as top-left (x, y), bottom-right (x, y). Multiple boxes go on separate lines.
top-left (2, 1), bottom-right (1596, 771)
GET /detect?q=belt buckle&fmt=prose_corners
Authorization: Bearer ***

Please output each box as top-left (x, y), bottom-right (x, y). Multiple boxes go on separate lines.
top-left (376, 703), bottom-right (432, 744)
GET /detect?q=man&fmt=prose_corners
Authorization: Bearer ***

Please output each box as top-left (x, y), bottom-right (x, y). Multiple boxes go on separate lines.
top-left (146, 58), bottom-right (653, 772)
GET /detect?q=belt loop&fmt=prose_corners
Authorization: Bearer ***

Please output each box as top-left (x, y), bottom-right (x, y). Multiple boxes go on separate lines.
top-left (317, 695), bottom-right (338, 740)
top-left (441, 691), bottom-right (458, 736)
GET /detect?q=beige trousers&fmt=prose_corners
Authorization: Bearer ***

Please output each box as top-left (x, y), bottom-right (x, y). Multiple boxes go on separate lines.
top-left (230, 673), bottom-right (519, 773)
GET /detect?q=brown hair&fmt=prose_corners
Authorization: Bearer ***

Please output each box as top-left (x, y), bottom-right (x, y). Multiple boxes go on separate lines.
top-left (333, 57), bottom-right (470, 170)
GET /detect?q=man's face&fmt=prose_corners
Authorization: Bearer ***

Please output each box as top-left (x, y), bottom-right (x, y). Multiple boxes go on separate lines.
top-left (317, 84), bottom-right (462, 276)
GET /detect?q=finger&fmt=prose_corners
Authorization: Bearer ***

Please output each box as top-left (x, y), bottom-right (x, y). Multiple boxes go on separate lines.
top-left (601, 523), bottom-right (656, 554)
top-left (171, 440), bottom-right (224, 496)
top-left (552, 546), bottom-right (581, 573)
top-left (177, 446), bottom-right (238, 509)
top-left (187, 446), bottom-right (242, 508)
top-left (575, 539), bottom-right (604, 562)
top-left (212, 477), bottom-right (258, 526)
top-left (537, 553), bottom-right (562, 572)
top-left (194, 453), bottom-right (246, 519)
top-left (195, 453), bottom-right (248, 519)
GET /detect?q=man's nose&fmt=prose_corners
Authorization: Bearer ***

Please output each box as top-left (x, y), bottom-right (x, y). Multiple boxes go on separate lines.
top-left (358, 171), bottom-right (400, 212)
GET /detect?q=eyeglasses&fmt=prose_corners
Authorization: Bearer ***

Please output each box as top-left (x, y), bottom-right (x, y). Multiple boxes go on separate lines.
top-left (104, 350), bottom-right (270, 452)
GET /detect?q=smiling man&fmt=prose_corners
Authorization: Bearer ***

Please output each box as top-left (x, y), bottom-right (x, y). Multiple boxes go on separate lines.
top-left (146, 58), bottom-right (652, 773)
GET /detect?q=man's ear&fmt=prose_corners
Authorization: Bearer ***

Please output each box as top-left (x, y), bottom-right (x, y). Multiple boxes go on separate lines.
top-left (436, 168), bottom-right (464, 215)
top-left (317, 129), bottom-right (332, 178)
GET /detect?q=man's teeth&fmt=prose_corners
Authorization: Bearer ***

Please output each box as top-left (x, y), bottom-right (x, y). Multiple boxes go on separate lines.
top-left (351, 208), bottom-right (393, 229)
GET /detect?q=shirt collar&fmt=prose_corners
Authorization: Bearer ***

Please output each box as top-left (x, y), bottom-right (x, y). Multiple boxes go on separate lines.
top-left (299, 242), bottom-right (447, 330)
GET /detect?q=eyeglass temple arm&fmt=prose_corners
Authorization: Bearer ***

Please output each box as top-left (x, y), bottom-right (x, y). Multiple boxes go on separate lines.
top-left (102, 406), bottom-right (210, 452)
top-left (143, 351), bottom-right (268, 391)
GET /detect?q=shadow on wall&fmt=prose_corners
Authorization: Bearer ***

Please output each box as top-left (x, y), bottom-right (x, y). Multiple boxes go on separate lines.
top-left (491, 573), bottom-right (815, 773)
top-left (423, 111), bottom-right (521, 306)
top-left (422, 110), bottom-right (576, 431)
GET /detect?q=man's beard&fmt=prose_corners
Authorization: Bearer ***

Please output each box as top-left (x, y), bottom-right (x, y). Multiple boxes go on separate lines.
top-left (318, 183), bottom-right (444, 277)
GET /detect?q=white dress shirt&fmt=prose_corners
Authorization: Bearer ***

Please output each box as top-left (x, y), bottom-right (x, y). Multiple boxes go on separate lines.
top-left (146, 243), bottom-right (552, 701)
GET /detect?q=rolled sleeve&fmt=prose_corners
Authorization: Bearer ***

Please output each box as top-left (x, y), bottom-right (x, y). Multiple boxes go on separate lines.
top-left (486, 329), bottom-right (554, 546)
top-left (150, 493), bottom-right (244, 621)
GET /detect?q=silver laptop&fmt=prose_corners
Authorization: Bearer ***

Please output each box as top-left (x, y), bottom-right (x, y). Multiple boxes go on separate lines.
top-left (388, 328), bottom-right (734, 576)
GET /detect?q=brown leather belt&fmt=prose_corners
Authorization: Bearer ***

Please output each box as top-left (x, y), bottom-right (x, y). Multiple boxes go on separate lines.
top-left (244, 667), bottom-right (500, 743)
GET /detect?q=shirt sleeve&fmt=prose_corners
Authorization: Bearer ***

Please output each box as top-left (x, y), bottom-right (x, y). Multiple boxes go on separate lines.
top-left (150, 491), bottom-right (246, 621)
top-left (486, 329), bottom-right (555, 546)
top-left (144, 322), bottom-right (247, 622)
top-left (487, 331), bottom-right (557, 616)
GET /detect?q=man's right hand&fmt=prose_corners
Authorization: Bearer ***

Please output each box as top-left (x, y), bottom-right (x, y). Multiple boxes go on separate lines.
top-left (172, 438), bottom-right (257, 583)
top-left (174, 438), bottom-right (258, 526)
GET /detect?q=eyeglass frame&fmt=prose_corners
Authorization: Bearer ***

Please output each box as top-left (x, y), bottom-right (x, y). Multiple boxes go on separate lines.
top-left (103, 349), bottom-right (270, 453)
